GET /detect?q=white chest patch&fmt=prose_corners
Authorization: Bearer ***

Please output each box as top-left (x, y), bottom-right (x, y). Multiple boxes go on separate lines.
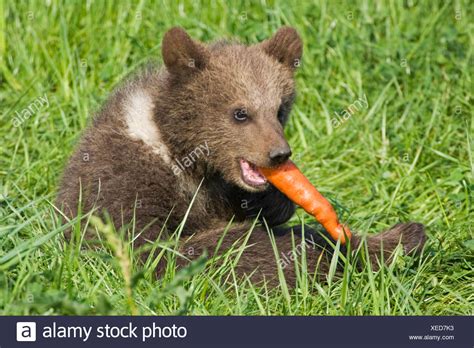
top-left (123, 90), bottom-right (171, 164)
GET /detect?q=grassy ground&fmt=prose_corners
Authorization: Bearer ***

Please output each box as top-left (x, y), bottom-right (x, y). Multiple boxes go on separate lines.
top-left (1, 1), bottom-right (472, 315)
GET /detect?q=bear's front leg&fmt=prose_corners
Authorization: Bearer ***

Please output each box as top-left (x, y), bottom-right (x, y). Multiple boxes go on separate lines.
top-left (240, 184), bottom-right (296, 227)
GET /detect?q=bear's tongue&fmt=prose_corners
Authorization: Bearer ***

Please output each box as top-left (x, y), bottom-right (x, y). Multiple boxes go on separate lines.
top-left (239, 159), bottom-right (267, 186)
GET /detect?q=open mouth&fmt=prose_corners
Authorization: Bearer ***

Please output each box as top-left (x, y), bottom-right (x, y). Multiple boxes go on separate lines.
top-left (239, 159), bottom-right (268, 187)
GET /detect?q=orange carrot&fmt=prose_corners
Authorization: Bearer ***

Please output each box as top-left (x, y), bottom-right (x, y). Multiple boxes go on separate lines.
top-left (260, 160), bottom-right (352, 244)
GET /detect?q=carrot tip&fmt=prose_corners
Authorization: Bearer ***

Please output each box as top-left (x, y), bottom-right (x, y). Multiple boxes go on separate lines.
top-left (335, 224), bottom-right (352, 244)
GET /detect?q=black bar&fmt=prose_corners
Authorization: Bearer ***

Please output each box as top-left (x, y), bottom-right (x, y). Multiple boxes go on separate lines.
top-left (3, 316), bottom-right (472, 348)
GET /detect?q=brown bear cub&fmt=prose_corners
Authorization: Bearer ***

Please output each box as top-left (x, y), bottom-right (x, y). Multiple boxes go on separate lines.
top-left (57, 27), bottom-right (426, 286)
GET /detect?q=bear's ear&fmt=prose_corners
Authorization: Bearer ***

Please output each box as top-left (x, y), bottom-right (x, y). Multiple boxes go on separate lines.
top-left (162, 27), bottom-right (210, 77)
top-left (259, 26), bottom-right (302, 70)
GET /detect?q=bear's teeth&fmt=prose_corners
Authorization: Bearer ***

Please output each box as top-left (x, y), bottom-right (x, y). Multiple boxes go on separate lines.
top-left (239, 159), bottom-right (267, 186)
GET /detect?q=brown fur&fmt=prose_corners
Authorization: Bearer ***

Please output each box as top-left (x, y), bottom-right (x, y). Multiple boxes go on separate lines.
top-left (57, 27), bottom-right (426, 286)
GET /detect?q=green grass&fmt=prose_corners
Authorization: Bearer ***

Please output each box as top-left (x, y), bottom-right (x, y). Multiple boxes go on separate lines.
top-left (1, 0), bottom-right (473, 315)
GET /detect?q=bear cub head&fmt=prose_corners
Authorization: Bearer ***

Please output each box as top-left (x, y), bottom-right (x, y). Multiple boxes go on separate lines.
top-left (159, 27), bottom-right (302, 192)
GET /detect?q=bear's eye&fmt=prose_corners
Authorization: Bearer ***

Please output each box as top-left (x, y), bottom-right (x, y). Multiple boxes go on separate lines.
top-left (277, 104), bottom-right (287, 124)
top-left (233, 108), bottom-right (248, 122)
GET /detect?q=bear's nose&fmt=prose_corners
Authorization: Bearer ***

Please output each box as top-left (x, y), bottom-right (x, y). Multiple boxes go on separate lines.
top-left (269, 146), bottom-right (292, 166)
